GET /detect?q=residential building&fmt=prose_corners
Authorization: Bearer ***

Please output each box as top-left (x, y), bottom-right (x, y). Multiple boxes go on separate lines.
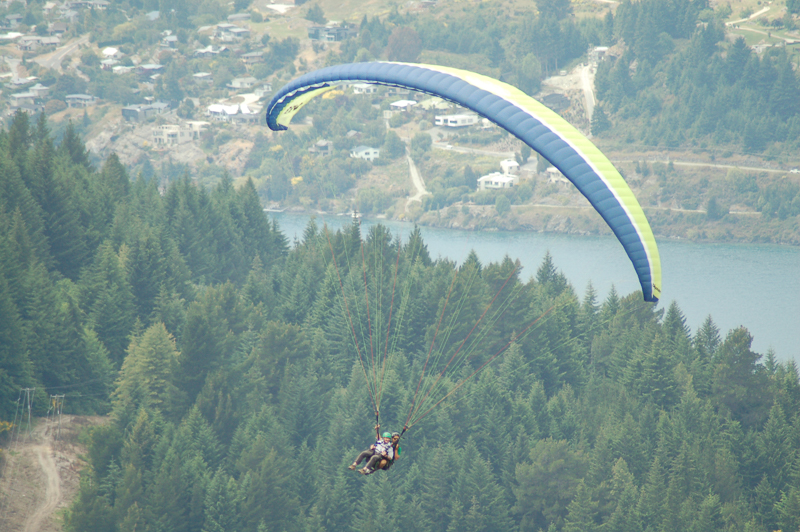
top-left (227, 76), bottom-right (257, 89)
top-left (153, 124), bottom-right (200, 145)
top-left (546, 166), bottom-right (569, 185)
top-left (193, 72), bottom-right (213, 84)
top-left (66, 94), bottom-right (98, 107)
top-left (309, 140), bottom-right (332, 157)
top-left (122, 103), bottom-right (168, 122)
top-left (352, 83), bottom-right (378, 95)
top-left (390, 99), bottom-right (417, 112)
top-left (29, 83), bottom-right (49, 98)
top-left (49, 22), bottom-right (68, 34)
top-left (254, 83), bottom-right (273, 98)
top-left (477, 172), bottom-right (517, 190)
top-left (241, 51), bottom-right (264, 65)
top-left (10, 92), bottom-right (37, 106)
top-left (6, 13), bottom-right (22, 28)
top-left (435, 113), bottom-right (479, 127)
top-left (227, 13), bottom-right (251, 22)
top-left (229, 27), bottom-right (250, 40)
top-left (308, 25), bottom-right (355, 42)
top-left (194, 45), bottom-right (227, 57)
top-left (161, 35), bottom-right (178, 48)
top-left (351, 145), bottom-right (380, 161)
top-left (8, 103), bottom-right (44, 116)
top-left (137, 64), bottom-right (164, 76)
top-left (500, 159), bottom-right (519, 175)
top-left (206, 103), bottom-right (256, 123)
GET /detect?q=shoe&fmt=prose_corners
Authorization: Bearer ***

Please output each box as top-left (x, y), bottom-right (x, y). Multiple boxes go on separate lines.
top-left (348, 463), bottom-right (357, 470)
top-left (359, 467), bottom-right (370, 475)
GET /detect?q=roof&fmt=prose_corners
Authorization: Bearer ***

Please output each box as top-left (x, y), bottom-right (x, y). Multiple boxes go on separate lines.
top-left (390, 99), bottom-right (417, 108)
top-left (352, 145), bottom-right (377, 153)
top-left (478, 173), bottom-right (514, 183)
top-left (66, 93), bottom-right (95, 99)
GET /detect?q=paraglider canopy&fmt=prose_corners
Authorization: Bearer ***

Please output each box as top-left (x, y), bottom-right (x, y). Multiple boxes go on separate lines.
top-left (266, 62), bottom-right (661, 302)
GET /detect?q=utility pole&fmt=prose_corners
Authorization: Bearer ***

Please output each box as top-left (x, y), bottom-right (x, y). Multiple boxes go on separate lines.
top-left (50, 394), bottom-right (65, 444)
top-left (21, 388), bottom-right (35, 440)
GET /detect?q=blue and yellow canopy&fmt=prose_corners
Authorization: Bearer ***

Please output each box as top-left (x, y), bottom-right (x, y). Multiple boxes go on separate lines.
top-left (266, 62), bottom-right (661, 302)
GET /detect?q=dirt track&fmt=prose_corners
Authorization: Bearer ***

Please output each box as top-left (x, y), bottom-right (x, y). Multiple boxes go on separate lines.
top-left (0, 416), bottom-right (105, 532)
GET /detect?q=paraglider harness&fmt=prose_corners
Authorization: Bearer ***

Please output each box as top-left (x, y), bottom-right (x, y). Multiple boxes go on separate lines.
top-left (372, 411), bottom-right (406, 472)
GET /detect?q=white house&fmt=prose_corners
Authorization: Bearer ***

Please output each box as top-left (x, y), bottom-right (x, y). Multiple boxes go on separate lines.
top-left (546, 166), bottom-right (569, 185)
top-left (153, 122), bottom-right (209, 145)
top-left (478, 172), bottom-right (517, 190)
top-left (435, 113), bottom-right (479, 127)
top-left (254, 83), bottom-right (272, 98)
top-left (351, 146), bottom-right (380, 161)
top-left (500, 159), bottom-right (519, 175)
top-left (227, 76), bottom-right (256, 89)
top-left (390, 99), bottom-right (416, 111)
top-left (352, 83), bottom-right (378, 95)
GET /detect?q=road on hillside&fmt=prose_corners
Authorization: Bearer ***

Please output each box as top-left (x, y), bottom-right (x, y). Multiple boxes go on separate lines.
top-left (580, 64), bottom-right (596, 123)
top-left (34, 34), bottom-right (90, 72)
top-left (727, 6), bottom-right (770, 25)
top-left (405, 150), bottom-right (430, 212)
top-left (23, 444), bottom-right (61, 532)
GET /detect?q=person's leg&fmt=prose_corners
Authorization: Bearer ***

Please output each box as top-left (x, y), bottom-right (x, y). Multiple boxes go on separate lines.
top-left (362, 454), bottom-right (383, 472)
top-left (350, 450), bottom-right (373, 469)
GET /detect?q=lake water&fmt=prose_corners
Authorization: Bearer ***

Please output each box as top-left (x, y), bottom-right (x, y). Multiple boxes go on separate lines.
top-left (271, 212), bottom-right (800, 362)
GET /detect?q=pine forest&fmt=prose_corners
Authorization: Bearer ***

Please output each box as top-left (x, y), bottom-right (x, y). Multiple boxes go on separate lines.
top-left (2, 111), bottom-right (800, 532)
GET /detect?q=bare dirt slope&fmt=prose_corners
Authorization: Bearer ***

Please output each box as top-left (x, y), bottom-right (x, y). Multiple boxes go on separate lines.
top-left (0, 416), bottom-right (107, 532)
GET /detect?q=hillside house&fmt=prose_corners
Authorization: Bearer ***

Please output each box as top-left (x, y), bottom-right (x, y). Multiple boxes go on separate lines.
top-left (193, 72), bottom-right (213, 84)
top-left (6, 14), bottom-right (22, 28)
top-left (351, 146), bottom-right (380, 161)
top-left (500, 159), bottom-right (519, 175)
top-left (435, 113), bottom-right (479, 127)
top-left (122, 103), bottom-right (167, 122)
top-left (308, 25), bottom-right (355, 42)
top-left (194, 45), bottom-right (227, 57)
top-left (137, 64), bottom-right (164, 77)
top-left (477, 172), bottom-right (516, 190)
top-left (153, 124), bottom-right (199, 145)
top-left (29, 83), bottom-right (49, 98)
top-left (17, 36), bottom-right (42, 51)
top-left (10, 92), bottom-right (37, 106)
top-left (352, 83), bottom-right (378, 95)
top-left (49, 22), bottom-right (68, 34)
top-left (8, 103), bottom-right (43, 116)
top-left (546, 166), bottom-right (569, 185)
top-left (254, 83), bottom-right (273, 98)
top-left (309, 139), bottom-right (332, 157)
top-left (66, 94), bottom-right (97, 107)
top-left (227, 76), bottom-right (256, 89)
top-left (241, 51), bottom-right (264, 65)
top-left (229, 27), bottom-right (250, 40)
top-left (390, 99), bottom-right (417, 112)
top-left (228, 13), bottom-right (251, 22)
top-left (161, 35), bottom-right (178, 48)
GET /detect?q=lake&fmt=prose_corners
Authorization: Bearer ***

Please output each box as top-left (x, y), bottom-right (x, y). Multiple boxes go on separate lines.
top-left (271, 212), bottom-right (800, 362)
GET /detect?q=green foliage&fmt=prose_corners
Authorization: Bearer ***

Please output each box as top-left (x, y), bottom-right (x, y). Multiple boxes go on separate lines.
top-left (305, 3), bottom-right (326, 25)
top-left (2, 110), bottom-right (798, 532)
